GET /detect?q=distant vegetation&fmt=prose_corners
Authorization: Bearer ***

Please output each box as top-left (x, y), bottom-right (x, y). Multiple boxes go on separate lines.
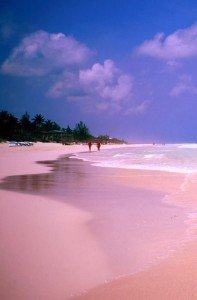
top-left (0, 110), bottom-right (125, 144)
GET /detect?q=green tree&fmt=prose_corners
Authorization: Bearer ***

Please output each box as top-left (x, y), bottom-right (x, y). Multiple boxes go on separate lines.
top-left (98, 134), bottom-right (109, 140)
top-left (32, 114), bottom-right (45, 130)
top-left (73, 121), bottom-right (91, 141)
top-left (66, 125), bottom-right (72, 135)
top-left (43, 120), bottom-right (61, 131)
top-left (20, 112), bottom-right (32, 132)
top-left (0, 110), bottom-right (19, 139)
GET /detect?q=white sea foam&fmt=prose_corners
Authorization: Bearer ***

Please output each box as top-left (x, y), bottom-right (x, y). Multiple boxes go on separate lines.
top-left (143, 154), bottom-right (164, 159)
top-left (70, 144), bottom-right (197, 174)
top-left (93, 162), bottom-right (193, 173)
top-left (113, 152), bottom-right (133, 158)
top-left (178, 144), bottom-right (197, 149)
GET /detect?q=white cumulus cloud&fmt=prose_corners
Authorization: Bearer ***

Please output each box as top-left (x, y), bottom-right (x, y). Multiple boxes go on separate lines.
top-left (79, 60), bottom-right (133, 102)
top-left (1, 30), bottom-right (92, 76)
top-left (137, 24), bottom-right (197, 60)
top-left (48, 59), bottom-right (133, 112)
top-left (1, 31), bottom-right (146, 114)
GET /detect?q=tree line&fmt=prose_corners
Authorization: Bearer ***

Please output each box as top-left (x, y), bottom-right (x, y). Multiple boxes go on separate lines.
top-left (0, 110), bottom-right (126, 144)
top-left (0, 111), bottom-right (92, 142)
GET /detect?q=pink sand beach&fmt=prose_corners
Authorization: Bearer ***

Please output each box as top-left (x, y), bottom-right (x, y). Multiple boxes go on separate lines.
top-left (0, 142), bottom-right (196, 300)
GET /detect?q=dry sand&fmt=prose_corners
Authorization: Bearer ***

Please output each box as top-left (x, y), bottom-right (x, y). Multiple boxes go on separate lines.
top-left (0, 142), bottom-right (196, 300)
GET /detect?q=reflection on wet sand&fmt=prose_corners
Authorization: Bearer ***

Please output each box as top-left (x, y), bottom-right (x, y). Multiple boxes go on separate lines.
top-left (0, 156), bottom-right (188, 277)
top-left (0, 157), bottom-right (88, 197)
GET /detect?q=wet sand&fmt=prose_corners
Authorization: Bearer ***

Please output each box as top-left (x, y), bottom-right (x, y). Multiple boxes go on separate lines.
top-left (73, 168), bottom-right (197, 300)
top-left (0, 143), bottom-right (196, 299)
top-left (0, 142), bottom-right (126, 299)
top-left (75, 242), bottom-right (197, 300)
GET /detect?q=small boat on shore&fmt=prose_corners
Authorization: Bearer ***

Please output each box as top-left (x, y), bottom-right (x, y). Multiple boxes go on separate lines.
top-left (8, 141), bottom-right (34, 147)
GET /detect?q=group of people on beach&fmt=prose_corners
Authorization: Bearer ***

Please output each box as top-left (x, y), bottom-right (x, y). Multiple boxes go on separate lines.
top-left (88, 141), bottom-right (101, 151)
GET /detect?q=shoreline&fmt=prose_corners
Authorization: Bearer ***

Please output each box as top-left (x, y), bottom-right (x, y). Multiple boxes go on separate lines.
top-left (0, 142), bottom-right (130, 179)
top-left (74, 241), bottom-right (197, 300)
top-left (0, 142), bottom-right (196, 299)
top-left (0, 142), bottom-right (131, 300)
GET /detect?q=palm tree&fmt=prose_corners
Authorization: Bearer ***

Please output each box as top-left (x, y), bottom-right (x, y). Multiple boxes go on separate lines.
top-left (43, 119), bottom-right (61, 131)
top-left (20, 112), bottom-right (31, 132)
top-left (32, 114), bottom-right (45, 130)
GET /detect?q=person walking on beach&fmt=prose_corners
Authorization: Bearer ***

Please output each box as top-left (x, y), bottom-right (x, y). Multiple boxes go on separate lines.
top-left (88, 141), bottom-right (92, 151)
top-left (97, 142), bottom-right (101, 151)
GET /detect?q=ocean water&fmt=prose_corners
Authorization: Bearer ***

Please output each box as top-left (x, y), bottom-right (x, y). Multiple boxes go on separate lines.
top-left (70, 144), bottom-right (197, 174)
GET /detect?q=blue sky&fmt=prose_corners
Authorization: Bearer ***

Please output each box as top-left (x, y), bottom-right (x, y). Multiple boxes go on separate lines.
top-left (1, 0), bottom-right (197, 142)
